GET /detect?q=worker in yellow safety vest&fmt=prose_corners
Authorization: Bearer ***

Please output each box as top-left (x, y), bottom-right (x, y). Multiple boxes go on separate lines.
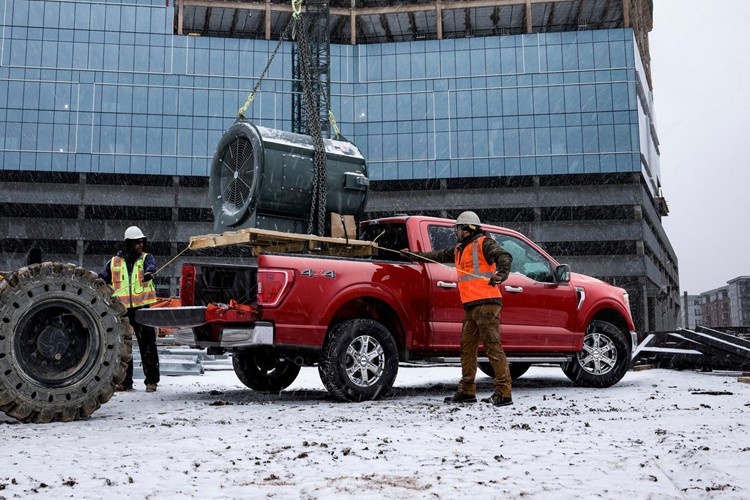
top-left (99, 226), bottom-right (160, 393)
top-left (403, 211), bottom-right (514, 407)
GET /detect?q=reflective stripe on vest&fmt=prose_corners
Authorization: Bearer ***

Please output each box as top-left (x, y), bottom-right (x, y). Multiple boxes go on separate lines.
top-left (454, 236), bottom-right (502, 304)
top-left (111, 254), bottom-right (157, 308)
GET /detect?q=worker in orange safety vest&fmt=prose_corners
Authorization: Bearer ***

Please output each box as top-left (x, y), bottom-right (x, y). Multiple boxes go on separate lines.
top-left (403, 211), bottom-right (514, 406)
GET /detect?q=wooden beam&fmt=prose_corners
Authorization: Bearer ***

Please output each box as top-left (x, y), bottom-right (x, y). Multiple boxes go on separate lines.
top-left (436, 0), bottom-right (443, 39)
top-left (623, 0), bottom-right (630, 27)
top-left (525, 0), bottom-right (532, 33)
top-left (188, 227), bottom-right (377, 257)
top-left (351, 0), bottom-right (357, 44)
top-left (265, 0), bottom-right (271, 40)
top-left (178, 0), bottom-right (184, 35)
top-left (179, 0), bottom-right (574, 19)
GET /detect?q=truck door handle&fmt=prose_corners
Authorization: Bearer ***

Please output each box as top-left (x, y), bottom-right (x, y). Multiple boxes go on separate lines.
top-left (437, 281), bottom-right (457, 289)
top-left (504, 286), bottom-right (523, 293)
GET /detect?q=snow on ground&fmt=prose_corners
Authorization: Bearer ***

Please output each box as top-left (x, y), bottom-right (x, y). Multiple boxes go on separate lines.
top-left (2, 364), bottom-right (750, 499)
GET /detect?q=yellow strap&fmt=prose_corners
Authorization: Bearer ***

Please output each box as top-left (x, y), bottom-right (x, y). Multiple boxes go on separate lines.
top-left (237, 94), bottom-right (255, 119)
top-left (328, 109), bottom-right (341, 139)
top-left (292, 0), bottom-right (303, 19)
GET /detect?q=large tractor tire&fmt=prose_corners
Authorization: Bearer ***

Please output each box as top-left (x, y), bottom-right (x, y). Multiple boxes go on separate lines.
top-left (0, 263), bottom-right (131, 423)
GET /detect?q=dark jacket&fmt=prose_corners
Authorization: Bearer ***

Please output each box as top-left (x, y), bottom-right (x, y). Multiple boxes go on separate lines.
top-left (413, 231), bottom-right (513, 309)
top-left (98, 250), bottom-right (157, 286)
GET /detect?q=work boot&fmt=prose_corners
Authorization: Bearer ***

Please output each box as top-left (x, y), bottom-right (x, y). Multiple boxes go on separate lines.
top-left (115, 384), bottom-right (134, 392)
top-left (146, 384), bottom-right (157, 393)
top-left (481, 394), bottom-right (513, 407)
top-left (444, 392), bottom-right (477, 403)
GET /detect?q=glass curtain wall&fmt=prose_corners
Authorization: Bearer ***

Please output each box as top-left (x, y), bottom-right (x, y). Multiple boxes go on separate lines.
top-left (1, 0), bottom-right (660, 195)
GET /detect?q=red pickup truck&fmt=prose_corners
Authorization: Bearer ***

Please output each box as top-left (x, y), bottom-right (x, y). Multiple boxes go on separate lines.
top-left (139, 215), bottom-right (637, 402)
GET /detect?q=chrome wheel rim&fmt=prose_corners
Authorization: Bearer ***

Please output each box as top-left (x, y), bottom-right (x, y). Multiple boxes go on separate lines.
top-left (577, 330), bottom-right (618, 376)
top-left (344, 335), bottom-right (385, 387)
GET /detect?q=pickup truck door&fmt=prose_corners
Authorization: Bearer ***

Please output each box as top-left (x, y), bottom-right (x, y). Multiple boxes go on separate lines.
top-left (491, 232), bottom-right (578, 351)
top-left (426, 261), bottom-right (465, 350)
top-left (419, 222), bottom-right (465, 351)
top-left (422, 223), bottom-right (578, 352)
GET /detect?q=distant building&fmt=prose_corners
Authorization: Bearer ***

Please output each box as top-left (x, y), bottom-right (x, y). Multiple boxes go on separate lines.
top-left (697, 277), bottom-right (750, 328)
top-left (727, 277), bottom-right (750, 327)
top-left (681, 293), bottom-right (703, 330)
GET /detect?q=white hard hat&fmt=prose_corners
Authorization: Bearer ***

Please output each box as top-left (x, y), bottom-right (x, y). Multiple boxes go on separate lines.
top-left (124, 226), bottom-right (146, 240)
top-left (455, 211), bottom-right (481, 227)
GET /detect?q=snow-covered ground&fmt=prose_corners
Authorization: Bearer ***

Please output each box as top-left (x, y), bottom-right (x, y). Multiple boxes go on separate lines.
top-left (2, 364), bottom-right (749, 499)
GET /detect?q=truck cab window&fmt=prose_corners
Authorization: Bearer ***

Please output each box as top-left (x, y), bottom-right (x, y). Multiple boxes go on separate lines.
top-left (427, 225), bottom-right (457, 254)
top-left (490, 233), bottom-right (555, 283)
top-left (360, 223), bottom-right (410, 261)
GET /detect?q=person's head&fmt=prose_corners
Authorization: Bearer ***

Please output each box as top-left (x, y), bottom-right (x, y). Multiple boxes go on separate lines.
top-left (124, 226), bottom-right (146, 254)
top-left (454, 211), bottom-right (481, 241)
top-left (26, 246), bottom-right (43, 266)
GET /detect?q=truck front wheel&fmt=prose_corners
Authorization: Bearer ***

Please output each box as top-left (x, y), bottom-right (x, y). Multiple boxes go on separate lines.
top-left (232, 347), bottom-right (301, 392)
top-left (0, 263), bottom-right (131, 423)
top-left (562, 319), bottom-right (630, 388)
top-left (319, 319), bottom-right (399, 402)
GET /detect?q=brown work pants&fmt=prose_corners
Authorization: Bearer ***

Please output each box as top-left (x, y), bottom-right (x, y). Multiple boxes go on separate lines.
top-left (458, 303), bottom-right (512, 398)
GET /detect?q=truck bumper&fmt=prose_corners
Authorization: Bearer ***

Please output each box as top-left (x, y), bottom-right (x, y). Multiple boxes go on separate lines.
top-left (172, 322), bottom-right (275, 348)
top-left (629, 330), bottom-right (639, 358)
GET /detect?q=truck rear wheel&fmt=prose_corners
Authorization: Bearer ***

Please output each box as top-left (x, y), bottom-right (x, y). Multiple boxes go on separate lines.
top-left (479, 361), bottom-right (531, 380)
top-left (0, 263), bottom-right (131, 423)
top-left (319, 319), bottom-right (399, 402)
top-left (232, 347), bottom-right (301, 392)
top-left (562, 319), bottom-right (630, 388)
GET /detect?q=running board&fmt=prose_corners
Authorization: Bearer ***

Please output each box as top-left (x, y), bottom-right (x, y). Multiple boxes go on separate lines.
top-left (410, 356), bottom-right (573, 365)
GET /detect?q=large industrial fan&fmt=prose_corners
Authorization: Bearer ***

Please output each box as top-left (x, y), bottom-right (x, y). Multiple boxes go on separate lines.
top-left (209, 120), bottom-right (369, 234)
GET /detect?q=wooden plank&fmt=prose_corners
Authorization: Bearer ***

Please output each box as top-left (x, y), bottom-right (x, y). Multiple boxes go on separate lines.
top-left (631, 364), bottom-right (655, 372)
top-left (188, 227), bottom-right (377, 257)
top-left (738, 377), bottom-right (750, 384)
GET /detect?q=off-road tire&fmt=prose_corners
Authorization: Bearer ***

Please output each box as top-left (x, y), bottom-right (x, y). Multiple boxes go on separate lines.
top-left (318, 319), bottom-right (399, 402)
top-left (0, 263), bottom-right (131, 423)
top-left (232, 347), bottom-right (301, 392)
top-left (478, 361), bottom-right (531, 380)
top-left (562, 319), bottom-right (630, 388)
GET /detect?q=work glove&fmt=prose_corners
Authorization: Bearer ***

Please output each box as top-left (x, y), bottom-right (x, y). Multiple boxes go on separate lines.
top-left (488, 273), bottom-right (504, 286)
top-left (142, 272), bottom-right (154, 282)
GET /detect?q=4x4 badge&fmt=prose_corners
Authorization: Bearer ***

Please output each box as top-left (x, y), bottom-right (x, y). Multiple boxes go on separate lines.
top-left (301, 269), bottom-right (336, 279)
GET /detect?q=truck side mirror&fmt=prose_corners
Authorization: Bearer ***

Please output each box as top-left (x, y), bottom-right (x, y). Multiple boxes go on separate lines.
top-left (555, 264), bottom-right (571, 284)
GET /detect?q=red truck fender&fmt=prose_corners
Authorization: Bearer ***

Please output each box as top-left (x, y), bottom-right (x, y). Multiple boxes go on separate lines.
top-left (317, 281), bottom-right (416, 349)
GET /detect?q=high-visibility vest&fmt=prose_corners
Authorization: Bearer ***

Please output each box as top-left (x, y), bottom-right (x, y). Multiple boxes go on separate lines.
top-left (111, 254), bottom-right (157, 308)
top-left (454, 236), bottom-right (502, 304)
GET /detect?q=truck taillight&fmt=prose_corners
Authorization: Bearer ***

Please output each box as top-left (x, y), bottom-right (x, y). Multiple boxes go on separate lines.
top-left (257, 269), bottom-right (294, 307)
top-left (180, 264), bottom-right (197, 306)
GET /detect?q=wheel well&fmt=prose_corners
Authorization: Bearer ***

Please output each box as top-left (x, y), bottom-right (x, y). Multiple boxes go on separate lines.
top-left (591, 309), bottom-right (630, 347)
top-left (328, 298), bottom-right (405, 356)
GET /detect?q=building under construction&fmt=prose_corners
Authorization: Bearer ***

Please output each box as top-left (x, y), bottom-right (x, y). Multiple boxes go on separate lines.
top-left (0, 0), bottom-right (678, 331)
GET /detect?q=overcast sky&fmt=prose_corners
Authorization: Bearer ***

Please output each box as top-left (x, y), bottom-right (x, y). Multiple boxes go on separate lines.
top-left (650, 1), bottom-right (750, 294)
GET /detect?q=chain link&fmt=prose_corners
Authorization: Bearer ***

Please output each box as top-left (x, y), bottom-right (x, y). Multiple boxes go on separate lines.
top-left (296, 16), bottom-right (328, 237)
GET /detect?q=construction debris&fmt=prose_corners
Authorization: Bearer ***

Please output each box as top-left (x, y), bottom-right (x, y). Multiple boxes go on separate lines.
top-left (633, 326), bottom-right (750, 372)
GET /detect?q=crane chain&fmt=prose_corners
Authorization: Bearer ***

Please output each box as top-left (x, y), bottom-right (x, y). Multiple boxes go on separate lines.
top-left (296, 16), bottom-right (328, 237)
